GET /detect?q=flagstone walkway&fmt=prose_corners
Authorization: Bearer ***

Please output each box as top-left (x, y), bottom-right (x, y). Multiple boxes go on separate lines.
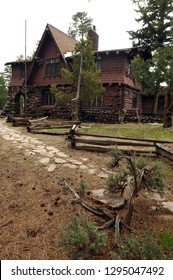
top-left (0, 119), bottom-right (173, 214)
top-left (0, 120), bottom-right (108, 178)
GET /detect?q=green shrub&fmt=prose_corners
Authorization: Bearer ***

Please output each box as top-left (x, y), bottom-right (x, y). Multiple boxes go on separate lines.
top-left (106, 172), bottom-right (127, 195)
top-left (108, 148), bottom-right (123, 168)
top-left (58, 215), bottom-right (107, 259)
top-left (77, 180), bottom-right (87, 195)
top-left (110, 230), bottom-right (173, 260)
top-left (118, 234), bottom-right (142, 260)
top-left (159, 230), bottom-right (173, 259)
top-left (142, 231), bottom-right (164, 260)
top-left (143, 161), bottom-right (165, 195)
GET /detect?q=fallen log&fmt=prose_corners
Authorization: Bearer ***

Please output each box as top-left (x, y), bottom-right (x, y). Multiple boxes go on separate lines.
top-left (11, 117), bottom-right (32, 127)
top-left (28, 130), bottom-right (69, 135)
top-left (67, 143), bottom-right (156, 156)
top-left (28, 116), bottom-right (49, 123)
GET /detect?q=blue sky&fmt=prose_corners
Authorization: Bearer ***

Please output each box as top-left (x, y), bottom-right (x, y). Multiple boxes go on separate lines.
top-left (0, 0), bottom-right (138, 72)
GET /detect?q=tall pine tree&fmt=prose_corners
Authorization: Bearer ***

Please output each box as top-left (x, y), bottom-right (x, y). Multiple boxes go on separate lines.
top-left (129, 0), bottom-right (173, 49)
top-left (129, 0), bottom-right (173, 127)
top-left (62, 12), bottom-right (104, 120)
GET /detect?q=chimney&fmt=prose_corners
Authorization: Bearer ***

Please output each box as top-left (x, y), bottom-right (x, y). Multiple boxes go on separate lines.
top-left (88, 25), bottom-right (99, 51)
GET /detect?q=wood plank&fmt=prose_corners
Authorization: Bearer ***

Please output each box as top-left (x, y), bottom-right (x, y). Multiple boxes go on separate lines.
top-left (75, 132), bottom-right (173, 144)
top-left (74, 144), bottom-right (156, 155)
top-left (156, 144), bottom-right (173, 163)
top-left (70, 138), bottom-right (155, 147)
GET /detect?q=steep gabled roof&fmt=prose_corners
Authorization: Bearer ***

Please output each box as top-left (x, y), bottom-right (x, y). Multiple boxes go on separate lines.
top-left (25, 23), bottom-right (78, 85)
top-left (47, 24), bottom-right (78, 55)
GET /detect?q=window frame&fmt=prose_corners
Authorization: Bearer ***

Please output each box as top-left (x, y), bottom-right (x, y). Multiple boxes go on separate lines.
top-left (42, 90), bottom-right (55, 106)
top-left (45, 58), bottom-right (61, 77)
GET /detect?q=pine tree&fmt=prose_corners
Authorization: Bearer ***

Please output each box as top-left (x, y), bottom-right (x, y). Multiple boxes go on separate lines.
top-left (62, 12), bottom-right (105, 120)
top-left (129, 0), bottom-right (173, 49)
top-left (0, 74), bottom-right (7, 109)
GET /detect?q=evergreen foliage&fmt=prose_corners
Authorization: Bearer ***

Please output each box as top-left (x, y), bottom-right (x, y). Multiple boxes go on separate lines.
top-left (62, 39), bottom-right (105, 102)
top-left (111, 229), bottom-right (173, 260)
top-left (58, 215), bottom-right (107, 259)
top-left (129, 0), bottom-right (173, 49)
top-left (0, 74), bottom-right (7, 109)
top-left (68, 11), bottom-right (92, 40)
top-left (77, 180), bottom-right (87, 195)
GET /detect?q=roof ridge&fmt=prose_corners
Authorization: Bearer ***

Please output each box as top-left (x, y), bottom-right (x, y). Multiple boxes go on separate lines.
top-left (47, 23), bottom-right (77, 42)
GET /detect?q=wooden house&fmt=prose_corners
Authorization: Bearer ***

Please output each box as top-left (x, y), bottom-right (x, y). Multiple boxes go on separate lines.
top-left (4, 23), bottom-right (152, 123)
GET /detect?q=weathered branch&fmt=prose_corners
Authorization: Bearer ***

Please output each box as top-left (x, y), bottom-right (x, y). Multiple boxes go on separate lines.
top-left (64, 181), bottom-right (132, 232)
top-left (64, 181), bottom-right (114, 220)
top-left (114, 214), bottom-right (121, 247)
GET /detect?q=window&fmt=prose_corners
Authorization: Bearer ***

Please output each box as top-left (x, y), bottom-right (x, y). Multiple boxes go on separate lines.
top-left (132, 93), bottom-right (137, 108)
top-left (20, 64), bottom-right (26, 79)
top-left (45, 58), bottom-right (60, 76)
top-left (95, 61), bottom-right (101, 71)
top-left (83, 95), bottom-right (103, 107)
top-left (95, 55), bottom-right (101, 71)
top-left (42, 90), bottom-right (55, 106)
top-left (126, 58), bottom-right (132, 77)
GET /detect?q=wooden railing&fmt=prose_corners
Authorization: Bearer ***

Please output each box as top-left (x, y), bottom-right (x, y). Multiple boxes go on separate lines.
top-left (66, 126), bottom-right (173, 161)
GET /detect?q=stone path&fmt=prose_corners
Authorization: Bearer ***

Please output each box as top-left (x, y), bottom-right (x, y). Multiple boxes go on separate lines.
top-left (0, 120), bottom-right (108, 178)
top-left (0, 120), bottom-right (173, 214)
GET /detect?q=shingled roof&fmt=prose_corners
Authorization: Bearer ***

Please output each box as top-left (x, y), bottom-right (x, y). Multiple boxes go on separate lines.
top-left (24, 23), bottom-right (78, 85)
top-left (47, 24), bottom-right (78, 55)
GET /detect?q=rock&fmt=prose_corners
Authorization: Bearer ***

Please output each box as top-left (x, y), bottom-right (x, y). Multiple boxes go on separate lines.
top-left (63, 163), bottom-right (77, 169)
top-left (79, 164), bottom-right (88, 170)
top-left (47, 164), bottom-right (56, 172)
top-left (38, 158), bottom-right (50, 166)
top-left (81, 157), bottom-right (88, 162)
top-left (151, 193), bottom-right (165, 201)
top-left (88, 168), bottom-right (97, 174)
top-left (162, 202), bottom-right (173, 213)
top-left (68, 159), bottom-right (83, 165)
top-left (88, 188), bottom-right (126, 209)
top-left (97, 173), bottom-right (109, 179)
top-left (54, 158), bottom-right (67, 164)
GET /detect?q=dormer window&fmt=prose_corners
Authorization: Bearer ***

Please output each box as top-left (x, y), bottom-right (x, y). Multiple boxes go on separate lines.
top-left (45, 58), bottom-right (61, 76)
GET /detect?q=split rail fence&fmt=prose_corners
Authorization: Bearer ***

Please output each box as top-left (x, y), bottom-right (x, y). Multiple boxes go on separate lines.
top-left (7, 116), bottom-right (173, 165)
top-left (66, 126), bottom-right (173, 164)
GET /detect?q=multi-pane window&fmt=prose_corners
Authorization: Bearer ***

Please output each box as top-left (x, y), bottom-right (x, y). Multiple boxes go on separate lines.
top-left (132, 93), bottom-right (137, 108)
top-left (42, 90), bottom-right (55, 106)
top-left (83, 95), bottom-right (103, 107)
top-left (20, 64), bottom-right (26, 79)
top-left (45, 58), bottom-right (60, 76)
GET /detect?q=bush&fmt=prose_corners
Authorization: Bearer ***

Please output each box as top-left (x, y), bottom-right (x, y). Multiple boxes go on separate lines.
top-left (108, 148), bottom-right (123, 168)
top-left (142, 231), bottom-right (164, 260)
top-left (58, 215), bottom-right (107, 259)
top-left (110, 230), bottom-right (173, 260)
top-left (106, 172), bottom-right (127, 195)
top-left (77, 180), bottom-right (87, 195)
top-left (159, 230), bottom-right (173, 259)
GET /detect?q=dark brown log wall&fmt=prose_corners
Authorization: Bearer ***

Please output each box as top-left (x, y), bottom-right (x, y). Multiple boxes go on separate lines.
top-left (103, 84), bottom-right (121, 108)
top-left (100, 52), bottom-right (125, 84)
top-left (27, 35), bottom-right (67, 86)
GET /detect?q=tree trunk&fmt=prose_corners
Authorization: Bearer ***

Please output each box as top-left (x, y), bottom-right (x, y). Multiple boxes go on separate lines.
top-left (71, 52), bottom-right (83, 121)
top-left (71, 99), bottom-right (79, 121)
top-left (152, 92), bottom-right (159, 115)
top-left (163, 93), bottom-right (173, 128)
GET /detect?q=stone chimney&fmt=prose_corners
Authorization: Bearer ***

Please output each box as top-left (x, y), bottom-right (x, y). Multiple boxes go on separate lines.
top-left (88, 25), bottom-right (99, 51)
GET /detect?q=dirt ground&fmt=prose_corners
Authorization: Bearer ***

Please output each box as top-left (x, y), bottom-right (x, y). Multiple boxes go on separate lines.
top-left (0, 119), bottom-right (173, 260)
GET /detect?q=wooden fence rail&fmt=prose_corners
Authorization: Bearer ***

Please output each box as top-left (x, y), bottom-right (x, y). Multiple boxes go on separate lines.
top-left (66, 128), bottom-right (173, 161)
